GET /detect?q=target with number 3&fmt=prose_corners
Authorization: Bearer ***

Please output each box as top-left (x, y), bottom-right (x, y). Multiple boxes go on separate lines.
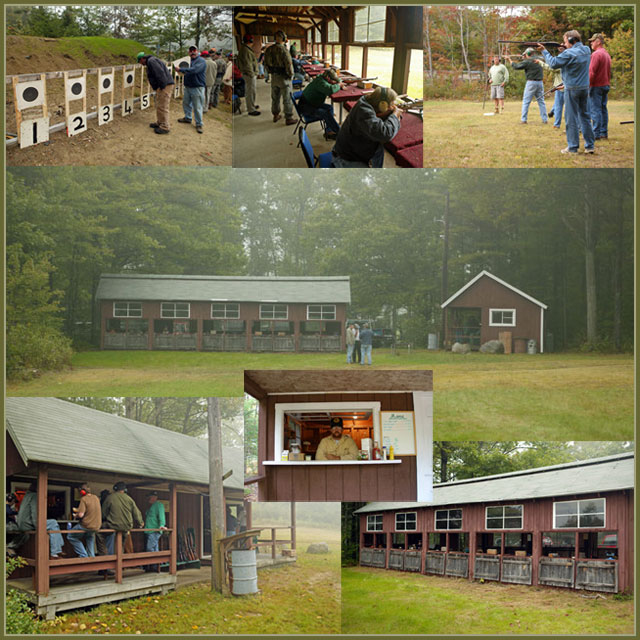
top-left (99, 73), bottom-right (114, 94)
top-left (100, 104), bottom-right (113, 125)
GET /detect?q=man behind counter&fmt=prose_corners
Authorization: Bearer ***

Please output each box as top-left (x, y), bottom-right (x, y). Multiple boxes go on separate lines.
top-left (315, 417), bottom-right (359, 460)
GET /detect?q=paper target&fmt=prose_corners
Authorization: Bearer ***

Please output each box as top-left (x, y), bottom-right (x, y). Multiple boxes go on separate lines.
top-left (123, 68), bottom-right (135, 88)
top-left (122, 98), bottom-right (133, 117)
top-left (19, 116), bottom-right (50, 149)
top-left (16, 79), bottom-right (46, 110)
top-left (99, 103), bottom-right (113, 125)
top-left (65, 76), bottom-right (86, 101)
top-left (67, 111), bottom-right (87, 136)
top-left (172, 56), bottom-right (191, 70)
top-left (99, 73), bottom-right (114, 94)
top-left (140, 93), bottom-right (150, 110)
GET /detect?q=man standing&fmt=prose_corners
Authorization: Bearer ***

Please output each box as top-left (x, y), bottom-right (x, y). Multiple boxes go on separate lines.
top-left (237, 34), bottom-right (261, 117)
top-left (202, 50), bottom-right (216, 114)
top-left (264, 30), bottom-right (298, 126)
top-left (353, 323), bottom-right (361, 364)
top-left (359, 323), bottom-right (374, 366)
top-left (144, 492), bottom-right (166, 572)
top-left (506, 48), bottom-right (548, 124)
top-left (68, 483), bottom-right (101, 558)
top-left (537, 31), bottom-right (595, 154)
top-left (541, 45), bottom-right (566, 129)
top-left (315, 417), bottom-right (359, 460)
top-left (588, 33), bottom-right (611, 140)
top-left (346, 323), bottom-right (357, 363)
top-left (211, 52), bottom-right (226, 108)
top-left (176, 45), bottom-right (207, 134)
top-left (487, 55), bottom-right (509, 114)
top-left (137, 52), bottom-right (174, 135)
top-left (299, 69), bottom-right (344, 139)
top-left (101, 482), bottom-right (144, 556)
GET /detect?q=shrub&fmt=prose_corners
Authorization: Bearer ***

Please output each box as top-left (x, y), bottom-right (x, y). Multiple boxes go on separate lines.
top-left (5, 556), bottom-right (43, 634)
top-left (608, 28), bottom-right (634, 99)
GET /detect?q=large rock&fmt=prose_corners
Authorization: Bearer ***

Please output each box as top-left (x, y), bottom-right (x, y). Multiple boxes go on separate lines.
top-left (480, 340), bottom-right (505, 354)
top-left (306, 542), bottom-right (329, 554)
top-left (451, 342), bottom-right (471, 354)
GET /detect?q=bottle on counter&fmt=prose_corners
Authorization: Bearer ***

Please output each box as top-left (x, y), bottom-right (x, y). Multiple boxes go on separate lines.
top-left (389, 445), bottom-right (395, 460)
top-left (372, 441), bottom-right (382, 460)
top-left (382, 446), bottom-right (388, 460)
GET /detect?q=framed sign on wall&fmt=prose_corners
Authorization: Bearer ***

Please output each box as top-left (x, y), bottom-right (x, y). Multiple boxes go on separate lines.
top-left (381, 411), bottom-right (416, 455)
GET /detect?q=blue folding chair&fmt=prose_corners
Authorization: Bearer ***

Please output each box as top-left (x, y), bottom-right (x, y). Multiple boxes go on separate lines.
top-left (299, 128), bottom-right (333, 168)
top-left (292, 90), bottom-right (325, 137)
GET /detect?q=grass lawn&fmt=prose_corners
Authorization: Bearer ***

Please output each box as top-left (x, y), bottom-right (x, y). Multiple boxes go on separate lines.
top-left (423, 99), bottom-right (633, 167)
top-left (6, 350), bottom-right (632, 441)
top-left (45, 527), bottom-right (340, 635)
top-left (342, 567), bottom-right (634, 635)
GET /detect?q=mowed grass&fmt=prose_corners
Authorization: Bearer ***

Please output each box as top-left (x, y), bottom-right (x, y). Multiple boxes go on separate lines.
top-left (424, 99), bottom-right (634, 168)
top-left (6, 350), bottom-right (632, 440)
top-left (46, 527), bottom-right (340, 635)
top-left (341, 567), bottom-right (634, 635)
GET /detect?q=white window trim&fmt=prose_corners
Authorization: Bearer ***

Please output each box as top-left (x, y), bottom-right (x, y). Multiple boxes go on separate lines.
top-left (274, 401), bottom-right (381, 461)
top-left (113, 301), bottom-right (142, 318)
top-left (553, 497), bottom-right (606, 529)
top-left (489, 308), bottom-right (516, 327)
top-left (395, 511), bottom-right (417, 532)
top-left (306, 304), bottom-right (336, 320)
top-left (259, 303), bottom-right (289, 320)
top-left (366, 514), bottom-right (383, 532)
top-left (435, 508), bottom-right (463, 531)
top-left (211, 302), bottom-right (240, 319)
top-left (161, 302), bottom-right (190, 319)
top-left (485, 504), bottom-right (524, 530)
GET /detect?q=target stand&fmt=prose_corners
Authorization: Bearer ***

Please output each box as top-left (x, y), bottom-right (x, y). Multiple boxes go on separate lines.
top-left (140, 68), bottom-right (151, 110)
top-left (97, 67), bottom-right (115, 126)
top-left (121, 66), bottom-right (136, 117)
top-left (172, 56), bottom-right (190, 98)
top-left (12, 74), bottom-right (50, 149)
top-left (64, 70), bottom-right (88, 137)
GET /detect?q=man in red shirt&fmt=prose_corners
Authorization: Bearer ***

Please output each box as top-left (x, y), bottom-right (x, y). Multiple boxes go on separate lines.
top-left (588, 33), bottom-right (612, 140)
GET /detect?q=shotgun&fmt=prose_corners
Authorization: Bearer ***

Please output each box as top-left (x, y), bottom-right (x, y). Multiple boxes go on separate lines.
top-left (498, 40), bottom-right (563, 48)
top-left (544, 84), bottom-right (563, 97)
top-left (620, 120), bottom-right (634, 125)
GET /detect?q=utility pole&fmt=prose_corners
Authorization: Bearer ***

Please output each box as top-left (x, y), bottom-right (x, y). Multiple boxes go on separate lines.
top-left (208, 397), bottom-right (225, 593)
top-left (440, 191), bottom-right (450, 348)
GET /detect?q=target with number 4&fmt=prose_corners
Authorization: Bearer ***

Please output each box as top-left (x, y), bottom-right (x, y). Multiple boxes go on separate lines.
top-left (122, 98), bottom-right (134, 117)
top-left (65, 76), bottom-right (86, 101)
top-left (123, 68), bottom-right (135, 88)
top-left (19, 116), bottom-right (50, 149)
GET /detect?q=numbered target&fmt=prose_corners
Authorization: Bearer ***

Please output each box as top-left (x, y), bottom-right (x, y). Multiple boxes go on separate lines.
top-left (67, 111), bottom-right (87, 137)
top-left (140, 93), bottom-right (150, 110)
top-left (99, 73), bottom-right (114, 94)
top-left (16, 79), bottom-right (46, 110)
top-left (99, 103), bottom-right (113, 125)
top-left (123, 68), bottom-right (135, 88)
top-left (65, 76), bottom-right (86, 101)
top-left (122, 98), bottom-right (133, 117)
top-left (172, 55), bottom-right (191, 70)
top-left (19, 116), bottom-right (50, 149)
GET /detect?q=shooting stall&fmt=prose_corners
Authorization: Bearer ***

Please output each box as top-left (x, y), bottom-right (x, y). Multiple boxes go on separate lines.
top-left (441, 270), bottom-right (547, 353)
top-left (5, 398), bottom-right (244, 619)
top-left (356, 453), bottom-right (634, 593)
top-left (245, 369), bottom-right (433, 502)
top-left (96, 273), bottom-right (350, 353)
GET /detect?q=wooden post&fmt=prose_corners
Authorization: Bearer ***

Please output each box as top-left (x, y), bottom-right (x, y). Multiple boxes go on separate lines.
top-left (271, 528), bottom-right (277, 560)
top-left (82, 69), bottom-right (87, 120)
top-left (208, 398), bottom-right (225, 593)
top-left (170, 483), bottom-right (177, 575)
top-left (36, 465), bottom-right (49, 595)
top-left (290, 502), bottom-right (296, 551)
top-left (63, 71), bottom-right (70, 132)
top-left (115, 531), bottom-right (123, 583)
top-left (362, 47), bottom-right (369, 79)
top-left (245, 500), bottom-right (252, 530)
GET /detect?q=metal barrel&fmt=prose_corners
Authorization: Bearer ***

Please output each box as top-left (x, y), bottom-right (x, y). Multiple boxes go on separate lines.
top-left (427, 333), bottom-right (438, 350)
top-left (231, 549), bottom-right (258, 595)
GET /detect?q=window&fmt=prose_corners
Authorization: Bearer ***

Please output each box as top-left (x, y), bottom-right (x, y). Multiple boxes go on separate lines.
top-left (367, 514), bottom-right (383, 531)
top-left (260, 304), bottom-right (288, 319)
top-left (327, 20), bottom-right (339, 43)
top-left (307, 304), bottom-right (336, 320)
top-left (211, 303), bottom-right (240, 319)
top-left (161, 302), bottom-right (190, 318)
top-left (113, 301), bottom-right (142, 317)
top-left (435, 509), bottom-right (462, 530)
top-left (553, 498), bottom-right (605, 529)
top-left (333, 45), bottom-right (342, 68)
top-left (489, 308), bottom-right (516, 326)
top-left (314, 27), bottom-right (321, 44)
top-left (354, 5), bottom-right (386, 43)
top-left (486, 505), bottom-right (523, 529)
top-left (395, 512), bottom-right (417, 531)
top-left (349, 46), bottom-right (364, 76)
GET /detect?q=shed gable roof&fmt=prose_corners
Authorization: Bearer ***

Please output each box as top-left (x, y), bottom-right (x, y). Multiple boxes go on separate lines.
top-left (5, 398), bottom-right (242, 489)
top-left (96, 274), bottom-right (351, 304)
top-left (441, 270), bottom-right (547, 309)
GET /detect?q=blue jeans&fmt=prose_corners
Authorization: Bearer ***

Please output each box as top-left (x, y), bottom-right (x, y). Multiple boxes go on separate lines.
top-left (145, 531), bottom-right (162, 553)
top-left (589, 85), bottom-right (609, 138)
top-left (331, 145), bottom-right (384, 168)
top-left (68, 523), bottom-right (96, 557)
top-left (105, 530), bottom-right (128, 555)
top-left (564, 87), bottom-right (595, 151)
top-left (183, 86), bottom-right (205, 127)
top-left (301, 102), bottom-right (340, 133)
top-left (346, 343), bottom-right (355, 363)
top-left (553, 89), bottom-right (565, 127)
top-left (47, 519), bottom-right (64, 556)
top-left (521, 80), bottom-right (547, 123)
top-left (360, 344), bottom-right (372, 365)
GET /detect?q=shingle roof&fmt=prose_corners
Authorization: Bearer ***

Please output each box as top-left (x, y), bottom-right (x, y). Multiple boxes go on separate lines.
top-left (96, 274), bottom-right (351, 304)
top-left (354, 453), bottom-right (634, 513)
top-left (5, 398), bottom-right (243, 489)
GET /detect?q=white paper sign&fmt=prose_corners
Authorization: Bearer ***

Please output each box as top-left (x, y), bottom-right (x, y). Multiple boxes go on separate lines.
top-left (20, 116), bottom-right (49, 148)
top-left (381, 411), bottom-right (416, 455)
top-left (16, 79), bottom-right (46, 110)
top-left (122, 98), bottom-right (133, 117)
top-left (123, 68), bottom-right (135, 88)
top-left (99, 103), bottom-right (113, 125)
top-left (99, 73), bottom-right (114, 94)
top-left (67, 111), bottom-right (87, 136)
top-left (66, 76), bottom-right (86, 100)
top-left (140, 93), bottom-right (150, 110)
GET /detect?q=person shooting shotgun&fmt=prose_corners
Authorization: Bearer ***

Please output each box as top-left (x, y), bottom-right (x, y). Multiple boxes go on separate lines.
top-left (505, 48), bottom-right (548, 124)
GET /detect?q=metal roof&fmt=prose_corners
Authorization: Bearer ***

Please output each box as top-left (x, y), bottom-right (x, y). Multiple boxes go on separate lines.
top-left (441, 270), bottom-right (548, 309)
top-left (354, 453), bottom-right (634, 513)
top-left (96, 274), bottom-right (351, 304)
top-left (5, 398), bottom-right (243, 489)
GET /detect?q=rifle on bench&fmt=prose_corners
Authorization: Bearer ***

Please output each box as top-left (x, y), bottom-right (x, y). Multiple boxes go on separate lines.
top-left (397, 99), bottom-right (423, 111)
top-left (339, 75), bottom-right (378, 84)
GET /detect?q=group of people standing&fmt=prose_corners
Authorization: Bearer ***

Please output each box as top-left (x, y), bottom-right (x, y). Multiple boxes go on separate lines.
top-left (346, 323), bottom-right (374, 365)
top-left (487, 30), bottom-right (612, 153)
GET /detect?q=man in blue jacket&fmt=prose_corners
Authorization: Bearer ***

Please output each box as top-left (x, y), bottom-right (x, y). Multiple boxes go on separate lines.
top-left (176, 46), bottom-right (207, 134)
top-left (137, 52), bottom-right (175, 134)
top-left (537, 31), bottom-right (595, 154)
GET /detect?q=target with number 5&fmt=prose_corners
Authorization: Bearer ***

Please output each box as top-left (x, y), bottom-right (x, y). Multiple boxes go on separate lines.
top-left (140, 94), bottom-right (150, 110)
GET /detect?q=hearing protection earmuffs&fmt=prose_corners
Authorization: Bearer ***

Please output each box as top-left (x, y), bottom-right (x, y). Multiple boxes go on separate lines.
top-left (79, 488), bottom-right (87, 496)
top-left (378, 87), bottom-right (389, 113)
top-left (568, 35), bottom-right (579, 44)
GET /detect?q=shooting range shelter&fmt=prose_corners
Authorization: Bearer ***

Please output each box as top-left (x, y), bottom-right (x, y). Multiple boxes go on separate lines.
top-left (356, 453), bottom-right (634, 593)
top-left (441, 270), bottom-right (547, 352)
top-left (5, 397), bottom-right (244, 619)
top-left (245, 369), bottom-right (433, 502)
top-left (96, 273), bottom-right (350, 353)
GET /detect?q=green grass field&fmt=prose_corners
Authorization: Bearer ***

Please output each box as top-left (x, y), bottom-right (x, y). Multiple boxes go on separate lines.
top-left (424, 99), bottom-right (633, 168)
top-left (342, 567), bottom-right (634, 635)
top-left (6, 350), bottom-right (633, 441)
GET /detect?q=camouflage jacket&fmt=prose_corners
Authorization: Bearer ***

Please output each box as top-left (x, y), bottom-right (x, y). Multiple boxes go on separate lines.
top-left (264, 43), bottom-right (293, 77)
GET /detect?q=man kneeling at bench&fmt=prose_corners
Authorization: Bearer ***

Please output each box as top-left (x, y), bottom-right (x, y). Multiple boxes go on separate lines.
top-left (299, 69), bottom-right (344, 140)
top-left (316, 417), bottom-right (359, 460)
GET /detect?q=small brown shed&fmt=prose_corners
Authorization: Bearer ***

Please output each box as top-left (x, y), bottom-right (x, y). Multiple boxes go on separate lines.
top-left (245, 370), bottom-right (433, 503)
top-left (441, 270), bottom-right (548, 353)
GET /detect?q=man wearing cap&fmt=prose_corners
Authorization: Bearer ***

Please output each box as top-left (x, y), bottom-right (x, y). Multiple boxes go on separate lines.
top-left (237, 34), bottom-right (261, 116)
top-left (101, 482), bottom-right (144, 556)
top-left (331, 86), bottom-right (401, 168)
top-left (68, 483), bottom-right (101, 558)
top-left (176, 45), bottom-right (207, 134)
top-left (537, 31), bottom-right (595, 154)
top-left (137, 52), bottom-right (175, 134)
top-left (299, 69), bottom-right (345, 139)
top-left (315, 417), bottom-right (359, 461)
top-left (263, 30), bottom-right (298, 126)
top-left (588, 33), bottom-right (611, 140)
top-left (505, 49), bottom-right (548, 124)
top-left (144, 492), bottom-right (166, 572)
